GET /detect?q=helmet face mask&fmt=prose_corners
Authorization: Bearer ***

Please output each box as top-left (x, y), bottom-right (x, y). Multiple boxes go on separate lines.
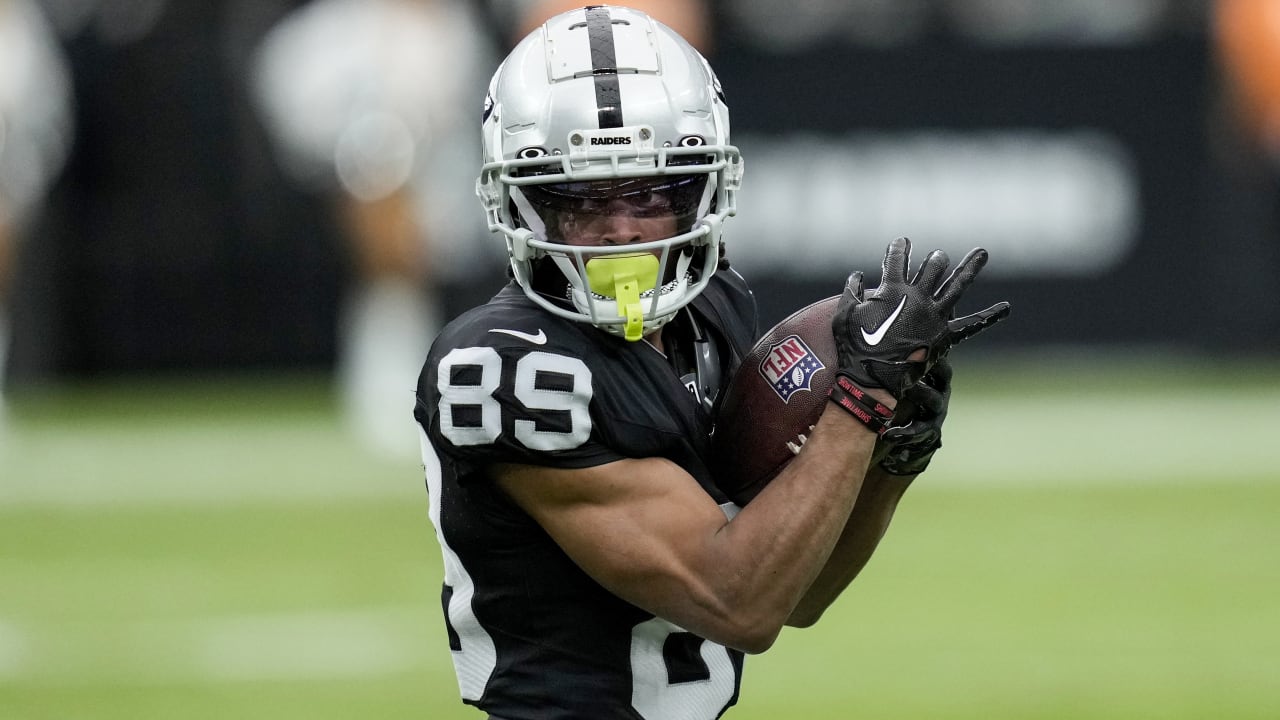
top-left (477, 5), bottom-right (742, 341)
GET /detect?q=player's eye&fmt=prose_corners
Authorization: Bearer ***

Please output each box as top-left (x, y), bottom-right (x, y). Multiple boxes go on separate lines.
top-left (635, 191), bottom-right (670, 210)
top-left (565, 192), bottom-right (671, 217)
top-left (612, 190), bottom-right (672, 216)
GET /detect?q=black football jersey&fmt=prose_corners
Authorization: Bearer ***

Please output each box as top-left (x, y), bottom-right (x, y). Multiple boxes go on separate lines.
top-left (414, 268), bottom-right (758, 720)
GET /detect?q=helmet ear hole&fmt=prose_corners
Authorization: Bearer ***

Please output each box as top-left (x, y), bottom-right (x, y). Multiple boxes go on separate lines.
top-left (517, 146), bottom-right (549, 160)
top-left (678, 135), bottom-right (705, 148)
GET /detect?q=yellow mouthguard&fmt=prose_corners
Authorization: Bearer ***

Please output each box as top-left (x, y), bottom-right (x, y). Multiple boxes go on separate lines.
top-left (584, 254), bottom-right (660, 341)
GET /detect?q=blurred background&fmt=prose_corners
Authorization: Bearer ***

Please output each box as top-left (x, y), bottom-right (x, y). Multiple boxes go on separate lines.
top-left (2, 1), bottom-right (1278, 718)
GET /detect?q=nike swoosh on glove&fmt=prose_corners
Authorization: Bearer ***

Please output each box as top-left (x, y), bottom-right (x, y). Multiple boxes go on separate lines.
top-left (831, 237), bottom-right (1010, 398)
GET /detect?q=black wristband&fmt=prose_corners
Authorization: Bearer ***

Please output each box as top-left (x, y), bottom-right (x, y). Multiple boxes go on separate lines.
top-left (827, 372), bottom-right (894, 436)
top-left (833, 372), bottom-right (894, 420)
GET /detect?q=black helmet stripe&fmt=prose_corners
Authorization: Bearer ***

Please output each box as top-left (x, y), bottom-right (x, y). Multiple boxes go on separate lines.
top-left (584, 6), bottom-right (624, 128)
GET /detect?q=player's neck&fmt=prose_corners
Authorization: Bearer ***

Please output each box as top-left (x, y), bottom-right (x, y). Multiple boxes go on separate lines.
top-left (643, 330), bottom-right (665, 355)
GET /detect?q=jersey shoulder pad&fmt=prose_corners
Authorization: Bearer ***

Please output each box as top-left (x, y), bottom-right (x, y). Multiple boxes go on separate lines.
top-left (432, 295), bottom-right (584, 358)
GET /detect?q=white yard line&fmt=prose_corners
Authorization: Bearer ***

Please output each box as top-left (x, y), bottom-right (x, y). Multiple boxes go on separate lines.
top-left (0, 619), bottom-right (26, 678)
top-left (193, 609), bottom-right (426, 681)
top-left (0, 607), bottom-right (438, 685)
top-left (1, 387), bottom-right (1277, 509)
top-left (0, 421), bottom-right (421, 508)
top-left (939, 387), bottom-right (1280, 485)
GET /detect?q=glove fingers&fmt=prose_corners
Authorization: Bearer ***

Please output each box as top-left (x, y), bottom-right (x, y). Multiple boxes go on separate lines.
top-left (947, 301), bottom-right (1012, 345)
top-left (885, 356), bottom-right (951, 444)
top-left (834, 271), bottom-right (864, 325)
top-left (881, 237), bottom-right (912, 285)
top-left (847, 271), bottom-right (864, 300)
top-left (924, 357), bottom-right (954, 391)
top-left (911, 249), bottom-right (951, 293)
top-left (900, 380), bottom-right (943, 418)
top-left (882, 424), bottom-right (941, 447)
top-left (934, 247), bottom-right (989, 307)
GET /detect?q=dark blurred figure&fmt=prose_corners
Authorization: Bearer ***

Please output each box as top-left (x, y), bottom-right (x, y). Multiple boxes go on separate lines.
top-left (252, 0), bottom-right (496, 457)
top-left (0, 0), bottom-right (73, 424)
top-left (1215, 0), bottom-right (1280, 157)
top-left (1210, 0), bottom-right (1280, 351)
top-left (12, 1), bottom-right (344, 387)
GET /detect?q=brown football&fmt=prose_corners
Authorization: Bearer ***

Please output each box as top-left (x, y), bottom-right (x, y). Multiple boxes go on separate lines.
top-left (711, 296), bottom-right (841, 505)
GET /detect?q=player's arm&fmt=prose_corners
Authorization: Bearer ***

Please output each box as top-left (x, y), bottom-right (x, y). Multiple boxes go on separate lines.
top-left (495, 400), bottom-right (883, 655)
top-left (787, 359), bottom-right (953, 626)
top-left (786, 465), bottom-right (915, 627)
top-left (499, 239), bottom-right (1008, 652)
top-left (782, 238), bottom-right (1008, 624)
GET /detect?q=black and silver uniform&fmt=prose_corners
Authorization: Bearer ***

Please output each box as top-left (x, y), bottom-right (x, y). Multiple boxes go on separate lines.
top-left (414, 268), bottom-right (757, 720)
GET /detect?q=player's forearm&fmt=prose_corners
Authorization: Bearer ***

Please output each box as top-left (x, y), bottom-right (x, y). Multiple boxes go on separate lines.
top-left (785, 466), bottom-right (915, 627)
top-left (706, 405), bottom-right (883, 649)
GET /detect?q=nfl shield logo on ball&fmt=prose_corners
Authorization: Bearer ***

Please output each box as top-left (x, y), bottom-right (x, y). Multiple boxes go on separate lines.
top-left (758, 335), bottom-right (826, 403)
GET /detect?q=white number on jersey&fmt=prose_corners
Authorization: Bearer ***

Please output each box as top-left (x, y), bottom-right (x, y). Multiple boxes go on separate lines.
top-left (437, 347), bottom-right (593, 450)
top-left (630, 617), bottom-right (738, 719)
top-left (420, 426), bottom-right (496, 700)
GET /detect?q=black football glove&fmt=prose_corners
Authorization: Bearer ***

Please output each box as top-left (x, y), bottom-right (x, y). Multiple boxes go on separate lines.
top-left (879, 358), bottom-right (951, 476)
top-left (831, 237), bottom-right (1010, 398)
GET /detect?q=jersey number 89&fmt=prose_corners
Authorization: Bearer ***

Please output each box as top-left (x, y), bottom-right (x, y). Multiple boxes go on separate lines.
top-left (437, 346), bottom-right (593, 451)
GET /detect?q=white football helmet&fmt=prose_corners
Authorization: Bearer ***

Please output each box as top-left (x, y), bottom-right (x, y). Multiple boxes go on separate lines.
top-left (478, 5), bottom-right (743, 341)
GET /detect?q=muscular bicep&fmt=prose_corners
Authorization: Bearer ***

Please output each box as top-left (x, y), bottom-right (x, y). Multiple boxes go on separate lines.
top-left (494, 459), bottom-right (738, 636)
top-left (490, 403), bottom-right (887, 653)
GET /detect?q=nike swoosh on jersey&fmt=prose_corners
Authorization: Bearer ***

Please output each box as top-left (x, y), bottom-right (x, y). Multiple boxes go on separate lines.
top-left (488, 328), bottom-right (548, 345)
top-left (860, 296), bottom-right (908, 347)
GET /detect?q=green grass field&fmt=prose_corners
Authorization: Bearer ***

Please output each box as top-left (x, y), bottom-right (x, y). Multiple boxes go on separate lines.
top-left (2, 360), bottom-right (1278, 719)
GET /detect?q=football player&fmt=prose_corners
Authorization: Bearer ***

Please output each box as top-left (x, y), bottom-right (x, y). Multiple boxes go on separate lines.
top-left (0, 0), bottom-right (73, 425)
top-left (414, 6), bottom-right (1009, 719)
top-left (252, 0), bottom-right (496, 458)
